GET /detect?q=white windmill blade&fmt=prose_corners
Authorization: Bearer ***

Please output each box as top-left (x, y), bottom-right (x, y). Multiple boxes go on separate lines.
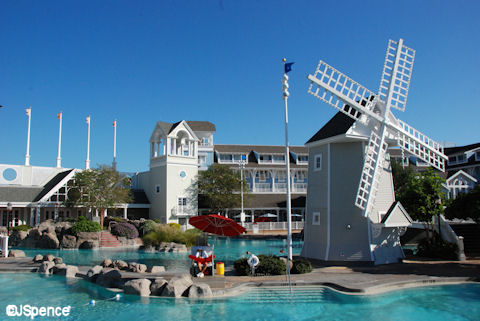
top-left (394, 119), bottom-right (446, 171)
top-left (378, 39), bottom-right (416, 112)
top-left (307, 61), bottom-right (382, 124)
top-left (355, 129), bottom-right (389, 215)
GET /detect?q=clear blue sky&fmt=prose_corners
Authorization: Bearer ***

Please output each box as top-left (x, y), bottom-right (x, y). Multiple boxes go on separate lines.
top-left (1, 1), bottom-right (479, 172)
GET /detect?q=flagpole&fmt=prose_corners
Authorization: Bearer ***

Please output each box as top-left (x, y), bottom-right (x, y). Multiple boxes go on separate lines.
top-left (282, 58), bottom-right (293, 293)
top-left (86, 116), bottom-right (91, 170)
top-left (113, 120), bottom-right (117, 170)
top-left (56, 112), bottom-right (63, 168)
top-left (25, 107), bottom-right (32, 166)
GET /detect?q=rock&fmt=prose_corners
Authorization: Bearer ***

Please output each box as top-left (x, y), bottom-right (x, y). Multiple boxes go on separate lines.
top-left (38, 261), bottom-right (55, 274)
top-left (96, 269), bottom-right (123, 288)
top-left (53, 257), bottom-right (63, 264)
top-left (162, 274), bottom-right (193, 298)
top-left (33, 254), bottom-right (44, 263)
top-left (157, 242), bottom-right (188, 253)
top-left (76, 232), bottom-right (100, 241)
top-left (55, 222), bottom-right (72, 236)
top-left (188, 283), bottom-right (213, 298)
top-left (147, 266), bottom-right (165, 273)
top-left (56, 265), bottom-right (79, 278)
top-left (101, 259), bottom-right (113, 268)
top-left (76, 232), bottom-right (100, 249)
top-left (8, 249), bottom-right (26, 258)
top-left (78, 240), bottom-right (98, 249)
top-left (142, 245), bottom-right (155, 252)
top-left (52, 263), bottom-right (67, 274)
top-left (112, 260), bottom-right (128, 270)
top-left (128, 262), bottom-right (147, 273)
top-left (38, 220), bottom-right (55, 233)
top-left (150, 278), bottom-right (168, 296)
top-left (9, 231), bottom-right (28, 246)
top-left (87, 265), bottom-right (103, 279)
top-left (20, 229), bottom-right (42, 248)
top-left (60, 235), bottom-right (77, 249)
top-left (173, 244), bottom-right (188, 253)
top-left (43, 254), bottom-right (55, 262)
top-left (123, 279), bottom-right (151, 297)
top-left (38, 232), bottom-right (60, 249)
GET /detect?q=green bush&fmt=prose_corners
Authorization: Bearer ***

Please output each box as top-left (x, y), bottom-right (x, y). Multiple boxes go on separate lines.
top-left (416, 234), bottom-right (458, 260)
top-left (10, 225), bottom-right (31, 232)
top-left (71, 216), bottom-right (102, 234)
top-left (292, 259), bottom-right (313, 274)
top-left (140, 220), bottom-right (158, 237)
top-left (153, 219), bottom-right (162, 224)
top-left (142, 225), bottom-right (200, 247)
top-left (234, 255), bottom-right (286, 276)
top-left (168, 222), bottom-right (181, 231)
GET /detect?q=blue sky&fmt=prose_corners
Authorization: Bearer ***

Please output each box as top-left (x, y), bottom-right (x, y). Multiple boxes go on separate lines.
top-left (1, 1), bottom-right (479, 172)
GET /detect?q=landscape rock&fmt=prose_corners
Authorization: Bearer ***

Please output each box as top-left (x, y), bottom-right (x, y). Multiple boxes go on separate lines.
top-left (52, 263), bottom-right (67, 274)
top-left (96, 268), bottom-right (123, 288)
top-left (78, 240), bottom-right (98, 249)
top-left (147, 266), bottom-right (165, 273)
top-left (101, 259), bottom-right (113, 268)
top-left (38, 261), bottom-right (55, 274)
top-left (77, 232), bottom-right (100, 249)
top-left (9, 231), bottom-right (28, 246)
top-left (142, 245), bottom-right (155, 252)
top-left (38, 232), bottom-right (60, 249)
top-left (149, 278), bottom-right (168, 296)
top-left (8, 249), bottom-right (26, 258)
top-left (162, 274), bottom-right (193, 298)
top-left (56, 265), bottom-right (79, 278)
top-left (123, 278), bottom-right (151, 297)
top-left (33, 254), bottom-right (44, 263)
top-left (53, 257), bottom-right (63, 265)
top-left (157, 242), bottom-right (188, 253)
top-left (188, 283), bottom-right (213, 298)
top-left (60, 235), bottom-right (77, 249)
top-left (113, 260), bottom-right (128, 270)
top-left (128, 262), bottom-right (147, 273)
top-left (87, 265), bottom-right (103, 279)
top-left (43, 254), bottom-right (55, 262)
top-left (38, 220), bottom-right (56, 234)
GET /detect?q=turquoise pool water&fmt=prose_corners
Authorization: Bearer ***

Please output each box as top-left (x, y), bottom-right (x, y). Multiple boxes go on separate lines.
top-left (18, 238), bottom-right (303, 272)
top-left (0, 273), bottom-right (479, 320)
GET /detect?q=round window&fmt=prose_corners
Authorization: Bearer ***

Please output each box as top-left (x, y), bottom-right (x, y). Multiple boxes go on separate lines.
top-left (179, 170), bottom-right (187, 179)
top-left (2, 168), bottom-right (17, 181)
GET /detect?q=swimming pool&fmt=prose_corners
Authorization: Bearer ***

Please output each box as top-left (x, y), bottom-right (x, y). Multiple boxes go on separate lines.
top-left (0, 273), bottom-right (479, 320)
top-left (17, 238), bottom-right (303, 272)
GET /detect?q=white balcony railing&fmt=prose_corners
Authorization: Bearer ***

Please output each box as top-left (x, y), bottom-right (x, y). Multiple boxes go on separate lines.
top-left (243, 222), bottom-right (304, 231)
top-left (254, 183), bottom-right (271, 193)
top-left (293, 183), bottom-right (307, 193)
top-left (274, 183), bottom-right (287, 193)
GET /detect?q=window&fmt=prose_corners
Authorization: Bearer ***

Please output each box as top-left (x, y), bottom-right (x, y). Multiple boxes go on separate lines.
top-left (259, 154), bottom-right (272, 163)
top-left (273, 155), bottom-right (285, 164)
top-left (178, 197), bottom-right (187, 213)
top-left (201, 137), bottom-right (209, 146)
top-left (276, 170), bottom-right (286, 182)
top-left (448, 154), bottom-right (468, 165)
top-left (476, 151), bottom-right (480, 161)
top-left (155, 185), bottom-right (161, 194)
top-left (314, 154), bottom-right (322, 171)
top-left (233, 154), bottom-right (247, 162)
top-left (297, 155), bottom-right (308, 164)
top-left (313, 212), bottom-right (320, 225)
top-left (295, 170), bottom-right (306, 182)
top-left (256, 170), bottom-right (269, 182)
top-left (198, 155), bottom-right (207, 165)
top-left (218, 154), bottom-right (233, 163)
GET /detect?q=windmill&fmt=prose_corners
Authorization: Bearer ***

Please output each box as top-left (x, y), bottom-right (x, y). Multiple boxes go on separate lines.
top-left (301, 39), bottom-right (447, 264)
top-left (308, 39), bottom-right (446, 217)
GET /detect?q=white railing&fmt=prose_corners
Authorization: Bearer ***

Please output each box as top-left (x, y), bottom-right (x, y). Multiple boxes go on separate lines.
top-left (0, 236), bottom-right (8, 258)
top-left (274, 183), bottom-right (287, 193)
top-left (293, 183), bottom-right (307, 193)
top-left (243, 222), bottom-right (304, 231)
top-left (254, 183), bottom-right (271, 193)
top-left (433, 215), bottom-right (466, 261)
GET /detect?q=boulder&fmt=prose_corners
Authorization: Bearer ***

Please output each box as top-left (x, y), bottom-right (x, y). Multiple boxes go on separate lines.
top-left (76, 232), bottom-right (100, 241)
top-left (147, 266), bottom-right (165, 273)
top-left (56, 265), bottom-right (79, 278)
top-left (53, 257), bottom-right (63, 265)
top-left (76, 232), bottom-right (100, 249)
top-left (142, 245), bottom-right (155, 253)
top-left (55, 222), bottom-right (72, 236)
top-left (43, 254), bottom-right (55, 262)
top-left (38, 232), bottom-right (60, 249)
top-left (33, 254), bottom-right (44, 263)
top-left (161, 274), bottom-right (193, 298)
top-left (8, 249), bottom-right (26, 258)
top-left (128, 262), bottom-right (147, 273)
top-left (123, 278), bottom-right (151, 297)
top-left (60, 235), bottom-right (77, 249)
top-left (188, 283), bottom-right (213, 298)
top-left (87, 265), bottom-right (103, 279)
top-left (96, 268), bottom-right (123, 288)
top-left (101, 259), bottom-right (113, 268)
top-left (78, 240), bottom-right (98, 249)
top-left (150, 278), bottom-right (168, 296)
top-left (38, 261), bottom-right (55, 274)
top-left (52, 263), bottom-right (67, 274)
top-left (38, 220), bottom-right (55, 233)
top-left (20, 229), bottom-right (42, 248)
top-left (112, 260), bottom-right (128, 270)
top-left (9, 231), bottom-right (28, 246)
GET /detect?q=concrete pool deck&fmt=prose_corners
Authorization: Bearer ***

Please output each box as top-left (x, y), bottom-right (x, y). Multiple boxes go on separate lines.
top-left (1, 257), bottom-right (479, 296)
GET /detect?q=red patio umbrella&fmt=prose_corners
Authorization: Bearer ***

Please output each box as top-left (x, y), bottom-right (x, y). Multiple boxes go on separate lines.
top-left (189, 214), bottom-right (246, 236)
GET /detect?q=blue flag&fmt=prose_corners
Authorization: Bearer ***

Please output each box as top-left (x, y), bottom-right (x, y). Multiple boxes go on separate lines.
top-left (284, 62), bottom-right (294, 74)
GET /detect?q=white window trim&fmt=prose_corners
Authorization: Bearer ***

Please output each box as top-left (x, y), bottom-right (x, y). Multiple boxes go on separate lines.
top-left (313, 212), bottom-right (320, 225)
top-left (314, 154), bottom-right (322, 171)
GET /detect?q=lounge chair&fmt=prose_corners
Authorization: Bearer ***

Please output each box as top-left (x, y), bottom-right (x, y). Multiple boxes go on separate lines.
top-left (189, 245), bottom-right (215, 276)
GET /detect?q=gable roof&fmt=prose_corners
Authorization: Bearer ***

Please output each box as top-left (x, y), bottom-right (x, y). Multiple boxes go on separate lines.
top-left (34, 169), bottom-right (74, 202)
top-left (306, 112), bottom-right (356, 144)
top-left (381, 201), bottom-right (413, 227)
top-left (0, 186), bottom-right (43, 202)
top-left (185, 121), bottom-right (216, 132)
top-left (446, 170), bottom-right (477, 184)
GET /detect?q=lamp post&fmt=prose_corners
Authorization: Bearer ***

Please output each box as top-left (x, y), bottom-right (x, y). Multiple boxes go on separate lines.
top-left (238, 155), bottom-right (247, 224)
top-left (6, 202), bottom-right (12, 235)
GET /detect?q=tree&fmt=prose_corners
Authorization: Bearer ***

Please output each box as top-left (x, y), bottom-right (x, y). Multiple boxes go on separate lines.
top-left (193, 164), bottom-right (249, 214)
top-left (66, 165), bottom-right (132, 228)
top-left (391, 162), bottom-right (445, 239)
top-left (445, 185), bottom-right (480, 223)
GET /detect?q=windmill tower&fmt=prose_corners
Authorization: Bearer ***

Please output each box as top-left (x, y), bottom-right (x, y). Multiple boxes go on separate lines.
top-left (301, 39), bottom-right (447, 265)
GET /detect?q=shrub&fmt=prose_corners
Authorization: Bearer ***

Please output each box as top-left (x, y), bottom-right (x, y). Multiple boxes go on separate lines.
top-left (140, 220), bottom-right (158, 237)
top-left (10, 225), bottom-right (31, 232)
top-left (168, 223), bottom-right (181, 231)
top-left (234, 255), bottom-right (286, 276)
top-left (71, 216), bottom-right (102, 234)
top-left (292, 258), bottom-right (313, 274)
top-left (110, 222), bottom-right (139, 239)
top-left (416, 234), bottom-right (458, 260)
top-left (142, 225), bottom-right (200, 247)
top-left (153, 219), bottom-right (162, 224)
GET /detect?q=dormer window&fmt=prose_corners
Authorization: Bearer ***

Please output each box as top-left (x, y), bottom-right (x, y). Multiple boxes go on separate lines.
top-left (297, 155), bottom-right (308, 164)
top-left (258, 154), bottom-right (285, 164)
top-left (448, 154), bottom-right (467, 165)
top-left (218, 153), bottom-right (248, 164)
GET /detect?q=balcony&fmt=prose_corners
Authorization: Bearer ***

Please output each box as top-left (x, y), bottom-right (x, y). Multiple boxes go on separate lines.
top-left (293, 183), bottom-right (307, 193)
